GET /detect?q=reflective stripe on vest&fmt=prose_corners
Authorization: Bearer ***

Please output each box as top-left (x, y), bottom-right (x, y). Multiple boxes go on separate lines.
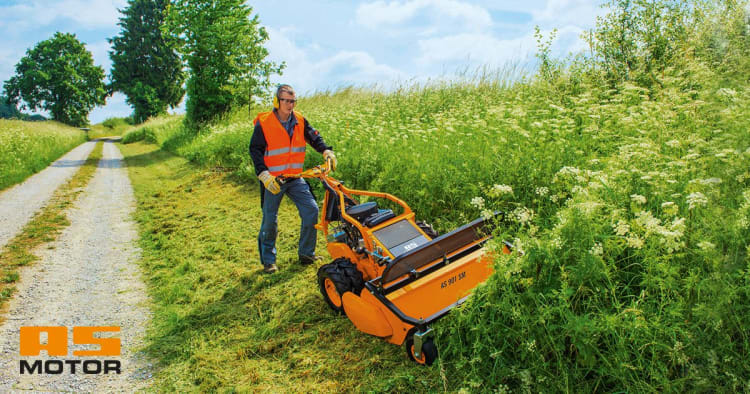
top-left (254, 111), bottom-right (307, 176)
top-left (267, 163), bottom-right (304, 173)
top-left (264, 146), bottom-right (307, 156)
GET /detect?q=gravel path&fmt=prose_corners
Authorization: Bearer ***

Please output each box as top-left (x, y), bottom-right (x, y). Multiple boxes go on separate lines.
top-left (0, 141), bottom-right (97, 249)
top-left (0, 140), bottom-right (153, 392)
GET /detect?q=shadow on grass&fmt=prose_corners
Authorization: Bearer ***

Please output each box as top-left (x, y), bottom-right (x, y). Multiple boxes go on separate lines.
top-left (120, 145), bottom-right (175, 169)
top-left (144, 263), bottom-right (336, 363)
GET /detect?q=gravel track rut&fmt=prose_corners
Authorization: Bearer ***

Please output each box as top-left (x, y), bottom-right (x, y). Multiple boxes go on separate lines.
top-left (0, 140), bottom-right (153, 392)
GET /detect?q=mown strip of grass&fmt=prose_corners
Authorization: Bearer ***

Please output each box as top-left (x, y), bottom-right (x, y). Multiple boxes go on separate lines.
top-left (0, 142), bottom-right (103, 317)
top-left (120, 141), bottom-right (445, 392)
top-left (0, 119), bottom-right (88, 191)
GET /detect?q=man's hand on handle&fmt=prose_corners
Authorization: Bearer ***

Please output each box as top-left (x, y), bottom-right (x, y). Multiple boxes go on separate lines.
top-left (258, 170), bottom-right (281, 194)
top-left (323, 150), bottom-right (337, 171)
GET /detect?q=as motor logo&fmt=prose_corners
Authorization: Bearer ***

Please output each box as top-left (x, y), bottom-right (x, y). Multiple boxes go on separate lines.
top-left (19, 326), bottom-right (121, 375)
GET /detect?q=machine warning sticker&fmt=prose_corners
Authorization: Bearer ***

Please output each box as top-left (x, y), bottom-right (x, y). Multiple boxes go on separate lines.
top-left (440, 271), bottom-right (466, 289)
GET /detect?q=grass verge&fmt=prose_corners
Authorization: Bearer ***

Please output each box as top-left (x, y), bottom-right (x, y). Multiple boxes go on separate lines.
top-left (120, 141), bottom-right (445, 392)
top-left (0, 142), bottom-right (103, 317)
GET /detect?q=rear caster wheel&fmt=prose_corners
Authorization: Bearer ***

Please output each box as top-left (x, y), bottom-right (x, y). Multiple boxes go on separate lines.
top-left (405, 337), bottom-right (438, 366)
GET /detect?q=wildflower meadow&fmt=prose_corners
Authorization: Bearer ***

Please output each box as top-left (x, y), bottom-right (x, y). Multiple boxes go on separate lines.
top-left (0, 119), bottom-right (87, 191)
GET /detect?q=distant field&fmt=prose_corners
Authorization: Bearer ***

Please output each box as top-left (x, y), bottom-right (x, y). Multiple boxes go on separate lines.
top-left (88, 116), bottom-right (136, 139)
top-left (0, 120), bottom-right (87, 191)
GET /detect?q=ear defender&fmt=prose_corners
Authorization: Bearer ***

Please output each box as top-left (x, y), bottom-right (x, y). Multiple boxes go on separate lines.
top-left (273, 83), bottom-right (284, 109)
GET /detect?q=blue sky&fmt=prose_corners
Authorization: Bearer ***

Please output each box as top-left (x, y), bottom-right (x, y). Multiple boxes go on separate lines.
top-left (0, 0), bottom-right (605, 124)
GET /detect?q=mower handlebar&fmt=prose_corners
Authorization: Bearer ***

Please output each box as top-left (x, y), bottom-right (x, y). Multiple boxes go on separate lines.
top-left (278, 159), bottom-right (334, 183)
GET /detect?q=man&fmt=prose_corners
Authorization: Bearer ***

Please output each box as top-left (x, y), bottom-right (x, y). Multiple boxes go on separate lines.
top-left (249, 84), bottom-right (337, 274)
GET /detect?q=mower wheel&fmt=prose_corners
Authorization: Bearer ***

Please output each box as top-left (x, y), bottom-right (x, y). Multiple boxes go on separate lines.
top-left (317, 258), bottom-right (364, 314)
top-left (416, 220), bottom-right (439, 239)
top-left (405, 337), bottom-right (438, 366)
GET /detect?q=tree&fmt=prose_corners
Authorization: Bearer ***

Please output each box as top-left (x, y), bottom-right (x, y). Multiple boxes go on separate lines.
top-left (3, 32), bottom-right (107, 126)
top-left (0, 94), bottom-right (47, 121)
top-left (0, 95), bottom-right (23, 119)
top-left (109, 0), bottom-right (185, 124)
top-left (164, 0), bottom-right (283, 124)
top-left (584, 0), bottom-right (690, 87)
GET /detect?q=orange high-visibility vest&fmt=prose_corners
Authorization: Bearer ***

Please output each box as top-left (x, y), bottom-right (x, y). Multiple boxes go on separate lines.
top-left (254, 110), bottom-right (307, 176)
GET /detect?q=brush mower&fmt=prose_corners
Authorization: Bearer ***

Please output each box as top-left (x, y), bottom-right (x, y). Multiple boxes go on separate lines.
top-left (279, 160), bottom-right (512, 366)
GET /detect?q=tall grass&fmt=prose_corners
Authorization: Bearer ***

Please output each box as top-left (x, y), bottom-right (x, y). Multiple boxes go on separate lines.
top-left (0, 120), bottom-right (87, 191)
top-left (121, 114), bottom-right (185, 145)
top-left (438, 71), bottom-right (750, 391)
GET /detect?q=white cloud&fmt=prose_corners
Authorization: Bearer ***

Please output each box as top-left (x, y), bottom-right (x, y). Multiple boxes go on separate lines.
top-left (86, 39), bottom-right (114, 72)
top-left (413, 25), bottom-right (589, 75)
top-left (265, 27), bottom-right (308, 67)
top-left (0, 47), bottom-right (23, 86)
top-left (532, 0), bottom-right (604, 27)
top-left (554, 25), bottom-right (589, 55)
top-left (0, 0), bottom-right (125, 32)
top-left (265, 27), bottom-right (403, 95)
top-left (354, 0), bottom-right (598, 77)
top-left (355, 0), bottom-right (423, 27)
top-left (316, 51), bottom-right (404, 83)
top-left (0, 3), bottom-right (35, 31)
top-left (416, 32), bottom-right (534, 67)
top-left (355, 0), bottom-right (492, 32)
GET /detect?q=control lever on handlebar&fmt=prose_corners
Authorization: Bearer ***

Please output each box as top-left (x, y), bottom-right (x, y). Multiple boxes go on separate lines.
top-left (274, 160), bottom-right (331, 184)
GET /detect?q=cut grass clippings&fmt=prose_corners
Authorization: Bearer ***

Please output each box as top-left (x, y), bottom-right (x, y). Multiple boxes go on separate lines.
top-left (119, 141), bottom-right (444, 392)
top-left (0, 142), bottom-right (103, 318)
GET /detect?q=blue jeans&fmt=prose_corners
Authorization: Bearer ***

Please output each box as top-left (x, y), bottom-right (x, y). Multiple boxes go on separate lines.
top-left (258, 178), bottom-right (319, 266)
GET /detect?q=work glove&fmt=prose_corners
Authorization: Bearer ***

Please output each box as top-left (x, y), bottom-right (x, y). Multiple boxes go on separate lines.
top-left (323, 149), bottom-right (337, 171)
top-left (258, 170), bottom-right (281, 194)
